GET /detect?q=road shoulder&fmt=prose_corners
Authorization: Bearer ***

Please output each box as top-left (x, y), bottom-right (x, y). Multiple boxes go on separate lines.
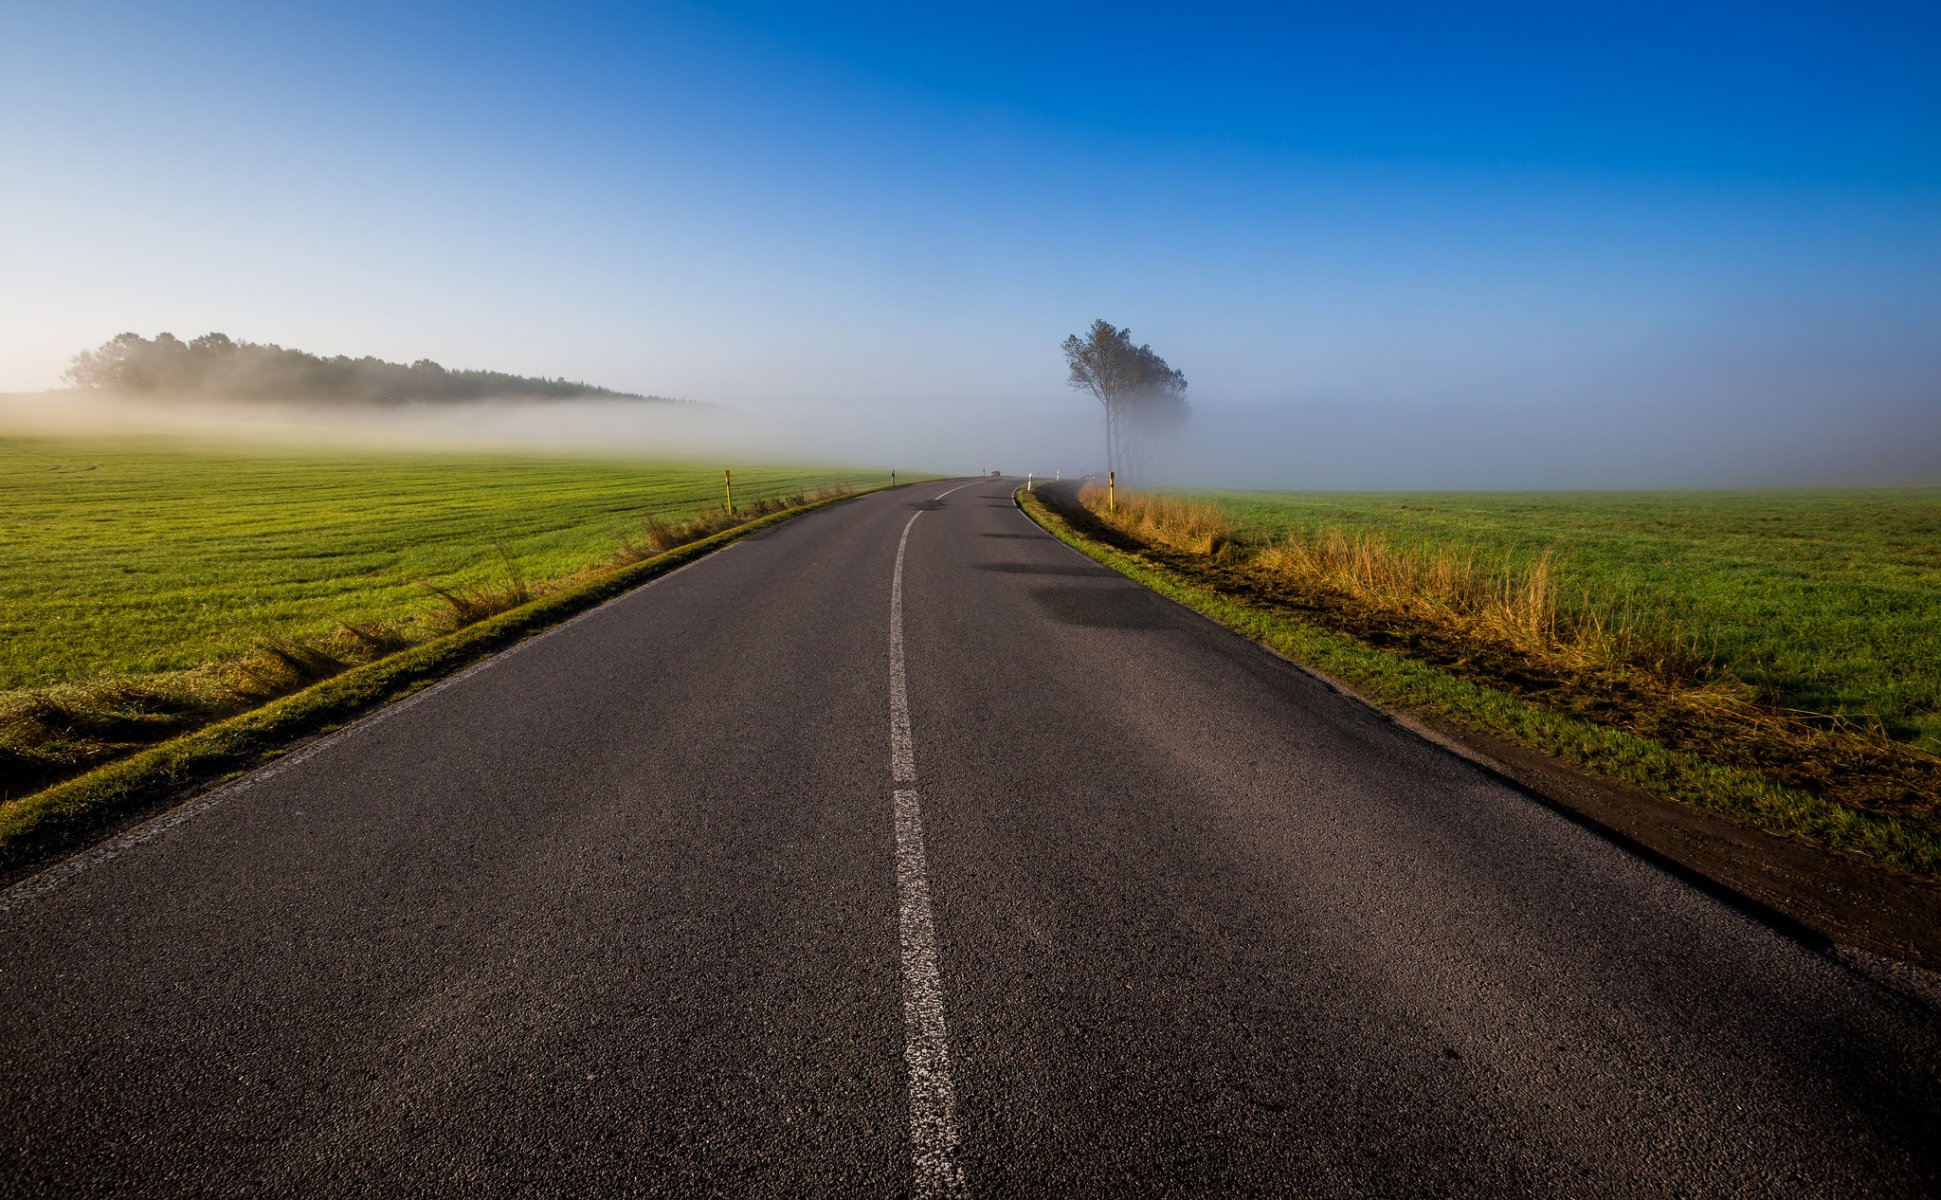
top-left (1016, 483), bottom-right (1941, 975)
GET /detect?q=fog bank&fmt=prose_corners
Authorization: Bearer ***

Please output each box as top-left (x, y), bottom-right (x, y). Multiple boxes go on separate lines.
top-left (0, 390), bottom-right (1095, 479)
top-left (5, 382), bottom-right (1936, 491)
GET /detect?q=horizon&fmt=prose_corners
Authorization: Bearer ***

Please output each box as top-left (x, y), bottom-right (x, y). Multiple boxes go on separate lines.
top-left (4, 1), bottom-right (1938, 487)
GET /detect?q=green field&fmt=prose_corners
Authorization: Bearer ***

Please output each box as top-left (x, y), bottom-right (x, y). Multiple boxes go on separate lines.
top-left (1029, 484), bottom-right (1940, 874)
top-left (0, 435), bottom-right (883, 692)
top-left (1170, 488), bottom-right (1941, 754)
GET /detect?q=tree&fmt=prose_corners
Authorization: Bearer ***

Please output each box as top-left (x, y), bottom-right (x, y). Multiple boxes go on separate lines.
top-left (63, 332), bottom-right (145, 389)
top-left (1061, 319), bottom-right (1188, 479)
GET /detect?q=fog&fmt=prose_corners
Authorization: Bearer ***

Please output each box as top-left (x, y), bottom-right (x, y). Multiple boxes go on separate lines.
top-left (0, 389), bottom-right (1094, 480)
top-left (4, 374), bottom-right (1938, 491)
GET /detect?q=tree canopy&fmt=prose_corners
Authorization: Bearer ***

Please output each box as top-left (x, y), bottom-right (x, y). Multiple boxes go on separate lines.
top-left (1061, 319), bottom-right (1188, 477)
top-left (64, 332), bottom-right (667, 404)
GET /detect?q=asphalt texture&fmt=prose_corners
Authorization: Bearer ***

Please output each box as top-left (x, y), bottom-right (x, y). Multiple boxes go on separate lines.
top-left (3, 477), bottom-right (1938, 1197)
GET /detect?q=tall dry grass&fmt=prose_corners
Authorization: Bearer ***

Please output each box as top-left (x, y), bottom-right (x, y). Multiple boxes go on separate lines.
top-left (1063, 483), bottom-right (1941, 823)
top-left (1254, 529), bottom-right (1698, 672)
top-left (1077, 482), bottom-right (1234, 555)
top-left (418, 539), bottom-right (533, 631)
top-left (1078, 483), bottom-right (1704, 683)
top-left (606, 484), bottom-right (853, 567)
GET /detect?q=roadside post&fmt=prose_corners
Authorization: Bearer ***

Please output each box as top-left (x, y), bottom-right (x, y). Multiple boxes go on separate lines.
top-left (724, 468), bottom-right (734, 515)
top-left (1109, 470), bottom-right (1116, 512)
top-left (1027, 472), bottom-right (1034, 492)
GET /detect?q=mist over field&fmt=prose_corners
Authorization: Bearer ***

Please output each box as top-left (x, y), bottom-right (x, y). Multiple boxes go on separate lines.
top-left (8, 359), bottom-right (1938, 490)
top-left (1164, 379), bottom-right (1941, 492)
top-left (0, 388), bottom-right (1090, 478)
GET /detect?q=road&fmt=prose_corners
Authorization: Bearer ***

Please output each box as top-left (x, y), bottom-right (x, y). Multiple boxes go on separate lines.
top-left (3, 477), bottom-right (1938, 1197)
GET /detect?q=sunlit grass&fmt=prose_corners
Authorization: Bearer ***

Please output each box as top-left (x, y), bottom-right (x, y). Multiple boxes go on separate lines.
top-left (1168, 486), bottom-right (1941, 754)
top-left (0, 434), bottom-right (885, 797)
top-left (1033, 485), bottom-right (1941, 875)
top-left (0, 436), bottom-right (878, 689)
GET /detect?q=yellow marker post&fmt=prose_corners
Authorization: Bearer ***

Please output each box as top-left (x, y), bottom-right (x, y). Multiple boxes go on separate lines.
top-left (724, 468), bottom-right (734, 515)
top-left (1108, 470), bottom-right (1116, 512)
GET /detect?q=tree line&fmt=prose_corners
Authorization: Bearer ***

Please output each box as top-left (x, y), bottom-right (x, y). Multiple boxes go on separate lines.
top-left (65, 332), bottom-right (665, 404)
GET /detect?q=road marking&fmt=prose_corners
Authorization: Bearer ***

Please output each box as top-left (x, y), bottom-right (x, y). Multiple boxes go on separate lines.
top-left (0, 545), bottom-right (734, 915)
top-left (931, 481), bottom-right (979, 500)
top-left (888, 509), bottom-right (967, 1197)
top-left (890, 514), bottom-right (921, 785)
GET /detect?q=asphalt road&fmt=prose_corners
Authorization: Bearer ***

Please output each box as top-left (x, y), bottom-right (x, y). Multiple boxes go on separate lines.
top-left (3, 477), bottom-right (1938, 1197)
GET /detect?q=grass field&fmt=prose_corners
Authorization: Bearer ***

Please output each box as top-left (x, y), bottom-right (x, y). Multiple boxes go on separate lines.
top-left (0, 434), bottom-right (888, 796)
top-left (1175, 488), bottom-right (1941, 753)
top-left (1036, 483), bottom-right (1940, 874)
top-left (1, 436), bottom-right (882, 688)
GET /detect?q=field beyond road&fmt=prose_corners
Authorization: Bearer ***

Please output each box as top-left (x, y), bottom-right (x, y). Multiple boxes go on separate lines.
top-left (1178, 487), bottom-right (1941, 754)
top-left (1036, 483), bottom-right (1940, 877)
top-left (1, 437), bottom-right (880, 689)
top-left (0, 434), bottom-right (885, 797)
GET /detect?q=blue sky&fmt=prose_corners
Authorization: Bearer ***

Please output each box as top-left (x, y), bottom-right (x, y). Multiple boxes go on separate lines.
top-left (3, 1), bottom-right (1937, 483)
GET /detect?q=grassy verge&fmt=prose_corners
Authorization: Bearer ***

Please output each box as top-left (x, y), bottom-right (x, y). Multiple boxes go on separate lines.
top-left (0, 485), bottom-right (883, 876)
top-left (1171, 484), bottom-right (1941, 753)
top-left (1, 435), bottom-right (899, 799)
top-left (1020, 484), bottom-right (1940, 878)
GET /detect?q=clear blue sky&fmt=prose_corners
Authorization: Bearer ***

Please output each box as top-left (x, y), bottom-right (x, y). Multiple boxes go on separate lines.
top-left (3, 1), bottom-right (1937, 484)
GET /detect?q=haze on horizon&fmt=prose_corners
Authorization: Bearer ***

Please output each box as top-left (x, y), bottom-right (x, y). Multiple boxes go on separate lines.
top-left (3, 1), bottom-right (1938, 489)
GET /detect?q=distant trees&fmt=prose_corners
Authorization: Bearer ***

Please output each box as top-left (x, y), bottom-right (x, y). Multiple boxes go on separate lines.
top-left (64, 332), bottom-right (660, 404)
top-left (1061, 319), bottom-right (1188, 479)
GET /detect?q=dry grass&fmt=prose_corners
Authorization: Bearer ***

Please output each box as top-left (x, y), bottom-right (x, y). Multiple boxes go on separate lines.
top-left (1252, 529), bottom-right (1711, 679)
top-left (1074, 483), bottom-right (1938, 822)
top-left (419, 540), bottom-right (533, 631)
top-left (1081, 481), bottom-right (1695, 678)
top-left (1078, 483), bottom-right (1234, 555)
top-left (1, 619), bottom-right (429, 798)
top-left (606, 485), bottom-right (853, 567)
top-left (1030, 485), bottom-right (1941, 875)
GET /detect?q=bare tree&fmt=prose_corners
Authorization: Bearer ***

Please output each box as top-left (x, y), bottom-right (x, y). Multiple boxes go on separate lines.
top-left (1061, 319), bottom-right (1188, 479)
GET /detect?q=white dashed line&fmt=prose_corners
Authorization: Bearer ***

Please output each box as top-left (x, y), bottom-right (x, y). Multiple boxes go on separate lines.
top-left (888, 506), bottom-right (967, 1196)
